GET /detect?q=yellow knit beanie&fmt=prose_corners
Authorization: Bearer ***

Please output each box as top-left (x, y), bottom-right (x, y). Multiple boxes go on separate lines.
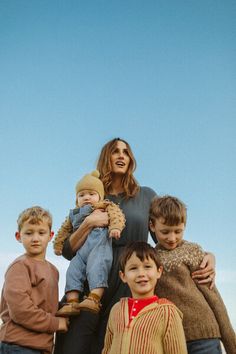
top-left (75, 170), bottom-right (104, 200)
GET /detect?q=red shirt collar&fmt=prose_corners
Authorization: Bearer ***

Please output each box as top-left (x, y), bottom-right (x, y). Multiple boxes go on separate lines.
top-left (128, 295), bottom-right (159, 323)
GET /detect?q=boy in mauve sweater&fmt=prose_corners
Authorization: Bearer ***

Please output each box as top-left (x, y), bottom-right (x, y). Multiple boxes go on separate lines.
top-left (150, 195), bottom-right (236, 354)
top-left (0, 206), bottom-right (69, 354)
top-left (102, 242), bottom-right (187, 354)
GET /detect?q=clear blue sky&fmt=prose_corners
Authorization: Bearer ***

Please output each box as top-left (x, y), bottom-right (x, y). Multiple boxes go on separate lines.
top-left (0, 0), bottom-right (235, 329)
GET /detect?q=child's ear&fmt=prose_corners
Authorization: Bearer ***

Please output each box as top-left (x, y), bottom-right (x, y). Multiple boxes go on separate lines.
top-left (49, 231), bottom-right (54, 240)
top-left (15, 232), bottom-right (21, 242)
top-left (119, 270), bottom-right (127, 284)
top-left (157, 266), bottom-right (163, 278)
top-left (149, 220), bottom-right (155, 232)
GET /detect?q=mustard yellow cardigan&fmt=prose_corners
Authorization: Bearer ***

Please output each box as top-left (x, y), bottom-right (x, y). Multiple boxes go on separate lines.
top-left (102, 297), bottom-right (187, 354)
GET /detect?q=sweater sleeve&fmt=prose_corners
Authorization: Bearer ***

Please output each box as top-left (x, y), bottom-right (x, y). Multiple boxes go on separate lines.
top-left (186, 242), bottom-right (236, 353)
top-left (53, 216), bottom-right (73, 256)
top-left (101, 307), bottom-right (114, 354)
top-left (196, 284), bottom-right (236, 354)
top-left (106, 202), bottom-right (126, 232)
top-left (163, 304), bottom-right (188, 354)
top-left (3, 262), bottom-right (59, 333)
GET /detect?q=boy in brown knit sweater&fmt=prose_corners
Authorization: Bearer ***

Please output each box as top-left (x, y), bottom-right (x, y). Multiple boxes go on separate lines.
top-left (0, 206), bottom-right (68, 354)
top-left (150, 195), bottom-right (236, 354)
top-left (102, 242), bottom-right (187, 354)
top-left (54, 170), bottom-right (125, 316)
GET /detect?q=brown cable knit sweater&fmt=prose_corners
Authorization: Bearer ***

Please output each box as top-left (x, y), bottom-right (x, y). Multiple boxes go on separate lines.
top-left (155, 240), bottom-right (236, 354)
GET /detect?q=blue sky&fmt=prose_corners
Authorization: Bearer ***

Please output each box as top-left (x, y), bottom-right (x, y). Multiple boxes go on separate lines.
top-left (0, 1), bottom-right (235, 330)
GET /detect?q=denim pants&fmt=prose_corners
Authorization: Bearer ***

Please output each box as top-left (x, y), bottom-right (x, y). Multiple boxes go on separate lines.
top-left (187, 338), bottom-right (222, 354)
top-left (0, 342), bottom-right (42, 354)
top-left (66, 205), bottom-right (113, 292)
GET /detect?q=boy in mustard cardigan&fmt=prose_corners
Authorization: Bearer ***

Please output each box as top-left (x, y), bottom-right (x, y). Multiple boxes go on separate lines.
top-left (150, 195), bottom-right (236, 354)
top-left (102, 242), bottom-right (187, 354)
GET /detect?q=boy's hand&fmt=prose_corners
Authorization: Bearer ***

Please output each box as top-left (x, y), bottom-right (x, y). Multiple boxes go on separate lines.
top-left (191, 253), bottom-right (216, 289)
top-left (57, 317), bottom-right (69, 332)
top-left (109, 229), bottom-right (121, 240)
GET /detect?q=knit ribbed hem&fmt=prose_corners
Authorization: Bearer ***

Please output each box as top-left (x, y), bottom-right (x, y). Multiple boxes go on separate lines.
top-left (185, 323), bottom-right (221, 341)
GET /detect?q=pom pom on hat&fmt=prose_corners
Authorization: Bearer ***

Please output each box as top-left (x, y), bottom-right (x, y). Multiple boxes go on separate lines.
top-left (75, 170), bottom-right (104, 200)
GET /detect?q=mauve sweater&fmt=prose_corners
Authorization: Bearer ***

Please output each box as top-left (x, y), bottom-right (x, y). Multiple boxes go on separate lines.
top-left (0, 255), bottom-right (59, 354)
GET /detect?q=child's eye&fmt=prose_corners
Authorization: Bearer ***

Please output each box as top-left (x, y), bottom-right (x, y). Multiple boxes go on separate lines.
top-left (129, 267), bottom-right (137, 271)
top-left (145, 265), bottom-right (152, 269)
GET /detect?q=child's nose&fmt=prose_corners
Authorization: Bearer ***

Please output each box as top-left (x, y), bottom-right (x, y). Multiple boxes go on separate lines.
top-left (168, 232), bottom-right (176, 241)
top-left (32, 233), bottom-right (40, 241)
top-left (137, 268), bottom-right (145, 276)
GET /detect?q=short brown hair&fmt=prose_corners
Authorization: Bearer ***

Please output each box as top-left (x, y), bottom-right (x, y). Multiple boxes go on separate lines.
top-left (17, 206), bottom-right (52, 231)
top-left (96, 138), bottom-right (139, 198)
top-left (150, 195), bottom-right (187, 226)
top-left (119, 242), bottom-right (162, 272)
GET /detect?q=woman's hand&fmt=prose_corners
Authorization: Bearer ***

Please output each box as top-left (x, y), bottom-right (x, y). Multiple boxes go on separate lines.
top-left (191, 253), bottom-right (216, 289)
top-left (68, 209), bottom-right (109, 254)
top-left (86, 209), bottom-right (109, 228)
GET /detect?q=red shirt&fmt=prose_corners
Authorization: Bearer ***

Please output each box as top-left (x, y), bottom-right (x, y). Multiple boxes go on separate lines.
top-left (128, 295), bottom-right (159, 323)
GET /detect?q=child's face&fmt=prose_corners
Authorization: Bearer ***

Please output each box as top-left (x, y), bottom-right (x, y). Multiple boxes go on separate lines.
top-left (15, 220), bottom-right (53, 260)
top-left (150, 218), bottom-right (185, 250)
top-left (119, 252), bottom-right (162, 299)
top-left (77, 190), bottom-right (100, 207)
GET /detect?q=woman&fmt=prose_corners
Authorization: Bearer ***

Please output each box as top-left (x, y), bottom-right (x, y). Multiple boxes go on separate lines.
top-left (54, 138), bottom-right (215, 354)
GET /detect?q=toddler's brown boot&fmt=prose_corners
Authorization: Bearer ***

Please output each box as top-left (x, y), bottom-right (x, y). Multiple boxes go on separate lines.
top-left (79, 293), bottom-right (101, 313)
top-left (56, 300), bottom-right (80, 317)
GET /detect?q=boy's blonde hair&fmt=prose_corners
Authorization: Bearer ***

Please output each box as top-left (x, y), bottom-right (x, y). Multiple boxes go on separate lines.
top-left (17, 206), bottom-right (52, 231)
top-left (150, 195), bottom-right (187, 226)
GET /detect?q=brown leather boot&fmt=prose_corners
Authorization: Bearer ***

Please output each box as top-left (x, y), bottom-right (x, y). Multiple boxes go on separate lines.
top-left (56, 301), bottom-right (80, 317)
top-left (78, 295), bottom-right (101, 313)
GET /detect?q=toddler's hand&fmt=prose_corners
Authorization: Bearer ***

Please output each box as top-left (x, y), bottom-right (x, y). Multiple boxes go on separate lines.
top-left (58, 317), bottom-right (69, 332)
top-left (109, 229), bottom-right (121, 240)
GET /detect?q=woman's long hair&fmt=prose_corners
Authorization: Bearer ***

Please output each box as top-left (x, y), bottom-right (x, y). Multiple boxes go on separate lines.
top-left (96, 138), bottom-right (139, 198)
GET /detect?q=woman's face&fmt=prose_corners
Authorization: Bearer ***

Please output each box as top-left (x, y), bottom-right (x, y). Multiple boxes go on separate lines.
top-left (110, 140), bottom-right (130, 175)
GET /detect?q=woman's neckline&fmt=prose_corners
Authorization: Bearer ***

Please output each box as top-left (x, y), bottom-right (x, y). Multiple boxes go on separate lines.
top-left (108, 192), bottom-right (125, 197)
